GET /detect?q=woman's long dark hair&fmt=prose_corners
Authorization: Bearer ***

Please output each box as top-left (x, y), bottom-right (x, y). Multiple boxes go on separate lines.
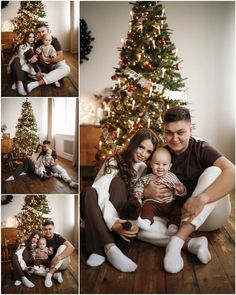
top-left (24, 230), bottom-right (41, 251)
top-left (104, 128), bottom-right (158, 187)
top-left (14, 31), bottom-right (35, 53)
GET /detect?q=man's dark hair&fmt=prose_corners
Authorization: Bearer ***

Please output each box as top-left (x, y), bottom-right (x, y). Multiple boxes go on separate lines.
top-left (35, 21), bottom-right (48, 30)
top-left (43, 140), bottom-right (51, 145)
top-left (163, 106), bottom-right (191, 123)
top-left (43, 220), bottom-right (54, 227)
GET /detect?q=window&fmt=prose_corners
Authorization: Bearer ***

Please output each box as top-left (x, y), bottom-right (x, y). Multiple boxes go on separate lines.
top-left (54, 98), bottom-right (76, 135)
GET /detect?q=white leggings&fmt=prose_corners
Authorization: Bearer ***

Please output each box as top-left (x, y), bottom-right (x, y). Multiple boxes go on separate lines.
top-left (43, 60), bottom-right (70, 85)
top-left (138, 166), bottom-right (231, 246)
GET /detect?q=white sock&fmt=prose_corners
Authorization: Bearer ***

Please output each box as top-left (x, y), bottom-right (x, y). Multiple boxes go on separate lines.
top-left (53, 272), bottom-right (63, 283)
top-left (187, 236), bottom-right (211, 264)
top-left (137, 217), bottom-right (151, 230)
top-left (86, 253), bottom-right (106, 267)
top-left (27, 81), bottom-right (39, 93)
top-left (17, 81), bottom-right (27, 96)
top-left (11, 82), bottom-right (17, 90)
top-left (22, 276), bottom-right (34, 288)
top-left (44, 272), bottom-right (53, 288)
top-left (54, 81), bottom-right (60, 87)
top-left (19, 172), bottom-right (27, 176)
top-left (5, 176), bottom-right (14, 181)
top-left (106, 245), bottom-right (137, 272)
top-left (166, 224), bottom-right (178, 236)
top-left (14, 280), bottom-right (22, 286)
top-left (164, 236), bottom-right (184, 273)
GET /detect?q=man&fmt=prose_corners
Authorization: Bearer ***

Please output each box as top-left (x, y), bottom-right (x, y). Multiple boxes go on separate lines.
top-left (142, 106), bottom-right (234, 273)
top-left (41, 140), bottom-right (78, 189)
top-left (27, 21), bottom-right (70, 93)
top-left (42, 220), bottom-right (75, 288)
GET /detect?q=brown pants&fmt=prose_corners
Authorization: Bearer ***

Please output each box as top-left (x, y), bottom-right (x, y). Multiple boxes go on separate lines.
top-left (80, 176), bottom-right (129, 255)
top-left (141, 200), bottom-right (181, 227)
top-left (10, 57), bottom-right (27, 83)
top-left (12, 248), bottom-right (32, 281)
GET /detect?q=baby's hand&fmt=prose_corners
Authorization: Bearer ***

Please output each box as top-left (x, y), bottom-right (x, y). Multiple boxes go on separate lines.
top-left (174, 182), bottom-right (185, 194)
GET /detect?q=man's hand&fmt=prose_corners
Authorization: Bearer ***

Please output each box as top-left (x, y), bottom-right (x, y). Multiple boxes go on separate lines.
top-left (181, 194), bottom-right (207, 222)
top-left (28, 55), bottom-right (38, 63)
top-left (40, 52), bottom-right (51, 63)
top-left (35, 71), bottom-right (45, 79)
top-left (143, 181), bottom-right (172, 200)
top-left (111, 219), bottom-right (138, 242)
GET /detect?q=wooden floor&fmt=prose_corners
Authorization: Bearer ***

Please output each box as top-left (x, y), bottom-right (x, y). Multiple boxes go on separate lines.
top-left (1, 250), bottom-right (78, 294)
top-left (2, 157), bottom-right (78, 194)
top-left (1, 52), bottom-right (78, 97)
top-left (80, 183), bottom-right (235, 294)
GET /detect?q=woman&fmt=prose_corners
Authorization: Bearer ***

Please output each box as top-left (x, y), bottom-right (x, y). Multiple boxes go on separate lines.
top-left (5, 144), bottom-right (47, 182)
top-left (81, 128), bottom-right (158, 272)
top-left (7, 31), bottom-right (38, 96)
top-left (12, 231), bottom-right (41, 288)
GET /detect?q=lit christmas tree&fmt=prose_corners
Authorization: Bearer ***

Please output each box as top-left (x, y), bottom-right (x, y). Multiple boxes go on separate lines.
top-left (16, 195), bottom-right (51, 244)
top-left (12, 99), bottom-right (40, 158)
top-left (12, 0), bottom-right (47, 47)
top-left (96, 1), bottom-right (187, 166)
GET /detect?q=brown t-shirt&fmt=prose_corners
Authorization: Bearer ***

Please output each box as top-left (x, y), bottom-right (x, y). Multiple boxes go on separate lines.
top-left (45, 233), bottom-right (66, 260)
top-left (165, 137), bottom-right (223, 206)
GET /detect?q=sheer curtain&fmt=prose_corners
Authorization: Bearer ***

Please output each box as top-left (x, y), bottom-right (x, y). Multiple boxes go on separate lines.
top-left (70, 1), bottom-right (78, 53)
top-left (72, 98), bottom-right (78, 166)
top-left (48, 98), bottom-right (55, 149)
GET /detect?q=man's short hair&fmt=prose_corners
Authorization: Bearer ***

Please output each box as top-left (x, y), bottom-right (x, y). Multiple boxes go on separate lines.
top-left (43, 140), bottom-right (51, 145)
top-left (35, 21), bottom-right (48, 30)
top-left (43, 220), bottom-right (54, 227)
top-left (163, 106), bottom-right (191, 123)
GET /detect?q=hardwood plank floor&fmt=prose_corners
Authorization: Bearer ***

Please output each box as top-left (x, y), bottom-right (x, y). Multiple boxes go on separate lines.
top-left (1, 52), bottom-right (78, 97)
top-left (1, 251), bottom-right (78, 294)
top-left (80, 186), bottom-right (235, 294)
top-left (2, 157), bottom-right (78, 194)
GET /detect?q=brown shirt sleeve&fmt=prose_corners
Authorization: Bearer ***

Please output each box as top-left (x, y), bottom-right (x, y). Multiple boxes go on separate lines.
top-left (51, 37), bottom-right (62, 51)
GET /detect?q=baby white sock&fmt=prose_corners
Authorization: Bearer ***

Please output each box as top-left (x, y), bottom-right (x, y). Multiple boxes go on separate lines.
top-left (137, 217), bottom-right (151, 230)
top-left (54, 81), bottom-right (60, 87)
top-left (22, 276), bottom-right (34, 288)
top-left (19, 172), bottom-right (27, 176)
top-left (53, 272), bottom-right (63, 283)
top-left (164, 236), bottom-right (184, 273)
top-left (44, 272), bottom-right (53, 288)
top-left (5, 176), bottom-right (14, 182)
top-left (27, 81), bottom-right (39, 93)
top-left (166, 224), bottom-right (178, 236)
top-left (17, 81), bottom-right (27, 96)
top-left (106, 245), bottom-right (137, 272)
top-left (11, 82), bottom-right (16, 90)
top-left (86, 253), bottom-right (106, 267)
top-left (187, 236), bottom-right (211, 264)
top-left (14, 280), bottom-right (22, 286)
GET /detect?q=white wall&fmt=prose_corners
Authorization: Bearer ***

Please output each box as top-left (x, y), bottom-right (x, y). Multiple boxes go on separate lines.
top-left (1, 0), bottom-right (70, 50)
top-left (1, 98), bottom-right (48, 142)
top-left (55, 134), bottom-right (74, 161)
top-left (80, 1), bottom-right (235, 162)
top-left (1, 195), bottom-right (75, 244)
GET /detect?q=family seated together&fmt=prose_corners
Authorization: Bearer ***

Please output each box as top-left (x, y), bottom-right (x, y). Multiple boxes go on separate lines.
top-left (81, 106), bottom-right (234, 273)
top-left (7, 21), bottom-right (70, 95)
top-left (12, 220), bottom-right (74, 288)
top-left (5, 140), bottom-right (78, 189)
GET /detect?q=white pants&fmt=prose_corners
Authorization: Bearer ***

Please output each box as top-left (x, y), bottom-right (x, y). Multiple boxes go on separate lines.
top-left (51, 164), bottom-right (71, 182)
top-left (53, 245), bottom-right (71, 271)
top-left (138, 166), bottom-right (231, 246)
top-left (43, 60), bottom-right (70, 85)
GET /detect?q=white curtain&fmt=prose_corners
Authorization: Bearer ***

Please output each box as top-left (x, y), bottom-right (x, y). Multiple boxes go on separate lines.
top-left (48, 98), bottom-right (55, 149)
top-left (70, 1), bottom-right (78, 53)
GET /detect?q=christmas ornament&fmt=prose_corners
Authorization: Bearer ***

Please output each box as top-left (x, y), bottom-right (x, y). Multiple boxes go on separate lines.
top-left (111, 75), bottom-right (117, 80)
top-left (145, 63), bottom-right (152, 69)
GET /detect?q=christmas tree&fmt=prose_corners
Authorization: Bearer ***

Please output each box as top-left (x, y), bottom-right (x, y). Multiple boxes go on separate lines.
top-left (12, 1), bottom-right (47, 47)
top-left (96, 1), bottom-right (187, 165)
top-left (16, 195), bottom-right (51, 244)
top-left (12, 99), bottom-right (40, 158)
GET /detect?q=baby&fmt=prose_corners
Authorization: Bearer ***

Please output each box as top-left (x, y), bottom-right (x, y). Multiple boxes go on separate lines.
top-left (42, 149), bottom-right (56, 167)
top-left (32, 237), bottom-right (53, 271)
top-left (123, 147), bottom-right (187, 235)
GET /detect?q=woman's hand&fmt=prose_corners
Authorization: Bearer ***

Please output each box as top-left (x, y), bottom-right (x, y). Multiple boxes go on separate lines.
top-left (111, 219), bottom-right (138, 242)
top-left (40, 52), bottom-right (51, 63)
top-left (181, 194), bottom-right (207, 222)
top-left (28, 55), bottom-right (38, 63)
top-left (143, 181), bottom-right (172, 200)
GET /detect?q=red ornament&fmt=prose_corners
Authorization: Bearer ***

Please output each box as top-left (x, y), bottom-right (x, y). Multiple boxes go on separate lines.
top-left (135, 122), bottom-right (143, 129)
top-left (127, 86), bottom-right (137, 92)
top-left (104, 123), bottom-right (111, 129)
top-left (123, 58), bottom-right (128, 65)
top-left (145, 63), bottom-right (152, 70)
top-left (128, 32), bottom-right (135, 39)
top-left (176, 64), bottom-right (180, 70)
top-left (159, 39), bottom-right (166, 45)
top-left (111, 75), bottom-right (117, 80)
